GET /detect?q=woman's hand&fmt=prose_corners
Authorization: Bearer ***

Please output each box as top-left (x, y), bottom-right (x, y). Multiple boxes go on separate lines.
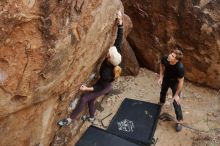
top-left (117, 11), bottom-right (123, 25)
top-left (80, 85), bottom-right (94, 91)
top-left (80, 85), bottom-right (87, 91)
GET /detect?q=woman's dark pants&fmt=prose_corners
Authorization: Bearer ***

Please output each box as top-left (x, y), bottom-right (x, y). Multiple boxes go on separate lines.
top-left (70, 83), bottom-right (112, 120)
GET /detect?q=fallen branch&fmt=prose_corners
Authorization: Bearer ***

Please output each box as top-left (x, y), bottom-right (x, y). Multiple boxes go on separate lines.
top-left (100, 113), bottom-right (112, 128)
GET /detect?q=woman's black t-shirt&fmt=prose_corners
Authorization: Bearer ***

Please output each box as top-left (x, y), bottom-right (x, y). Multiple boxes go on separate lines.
top-left (93, 25), bottom-right (123, 92)
top-left (99, 58), bottom-right (115, 82)
top-left (93, 59), bottom-right (114, 92)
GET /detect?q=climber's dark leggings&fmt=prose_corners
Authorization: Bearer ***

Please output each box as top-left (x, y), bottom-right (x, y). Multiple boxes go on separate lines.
top-left (70, 83), bottom-right (112, 120)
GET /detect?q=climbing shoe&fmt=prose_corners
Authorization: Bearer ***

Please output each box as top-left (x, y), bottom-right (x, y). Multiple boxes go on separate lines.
top-left (88, 117), bottom-right (95, 123)
top-left (58, 118), bottom-right (72, 126)
top-left (81, 115), bottom-right (90, 121)
top-left (81, 115), bottom-right (95, 123)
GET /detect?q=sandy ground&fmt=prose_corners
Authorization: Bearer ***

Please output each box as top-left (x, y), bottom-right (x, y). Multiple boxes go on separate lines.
top-left (71, 68), bottom-right (220, 146)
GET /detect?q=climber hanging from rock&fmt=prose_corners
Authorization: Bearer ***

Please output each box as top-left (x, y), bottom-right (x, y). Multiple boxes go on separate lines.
top-left (157, 48), bottom-right (184, 132)
top-left (58, 10), bottom-right (123, 126)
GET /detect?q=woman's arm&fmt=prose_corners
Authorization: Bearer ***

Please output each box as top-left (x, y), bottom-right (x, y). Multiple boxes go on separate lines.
top-left (113, 11), bottom-right (123, 53)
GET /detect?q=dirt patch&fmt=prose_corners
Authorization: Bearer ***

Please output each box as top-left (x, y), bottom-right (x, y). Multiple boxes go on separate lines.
top-left (192, 131), bottom-right (220, 146)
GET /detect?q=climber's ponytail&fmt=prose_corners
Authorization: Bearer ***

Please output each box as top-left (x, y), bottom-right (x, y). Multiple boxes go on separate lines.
top-left (114, 65), bottom-right (122, 79)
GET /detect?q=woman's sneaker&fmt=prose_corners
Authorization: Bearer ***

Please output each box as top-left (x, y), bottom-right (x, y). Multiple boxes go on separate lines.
top-left (81, 115), bottom-right (90, 121)
top-left (81, 115), bottom-right (95, 123)
top-left (88, 117), bottom-right (95, 123)
top-left (58, 118), bottom-right (72, 126)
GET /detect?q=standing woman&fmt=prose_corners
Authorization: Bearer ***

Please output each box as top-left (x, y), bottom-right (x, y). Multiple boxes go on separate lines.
top-left (58, 11), bottom-right (123, 126)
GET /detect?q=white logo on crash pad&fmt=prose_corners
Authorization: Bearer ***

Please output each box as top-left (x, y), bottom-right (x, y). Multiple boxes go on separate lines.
top-left (117, 119), bottom-right (135, 132)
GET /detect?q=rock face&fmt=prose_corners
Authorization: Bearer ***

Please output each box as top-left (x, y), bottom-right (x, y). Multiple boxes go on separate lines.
top-left (0, 0), bottom-right (125, 146)
top-left (121, 14), bottom-right (140, 76)
top-left (122, 0), bottom-right (220, 89)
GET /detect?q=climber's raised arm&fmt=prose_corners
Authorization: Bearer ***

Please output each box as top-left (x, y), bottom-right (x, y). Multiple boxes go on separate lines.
top-left (113, 11), bottom-right (123, 53)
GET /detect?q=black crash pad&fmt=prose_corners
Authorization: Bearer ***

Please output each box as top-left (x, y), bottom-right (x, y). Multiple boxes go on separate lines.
top-left (76, 126), bottom-right (140, 146)
top-left (107, 98), bottom-right (161, 146)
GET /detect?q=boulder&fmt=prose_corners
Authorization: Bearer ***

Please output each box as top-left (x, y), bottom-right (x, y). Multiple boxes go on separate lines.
top-left (122, 0), bottom-right (220, 89)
